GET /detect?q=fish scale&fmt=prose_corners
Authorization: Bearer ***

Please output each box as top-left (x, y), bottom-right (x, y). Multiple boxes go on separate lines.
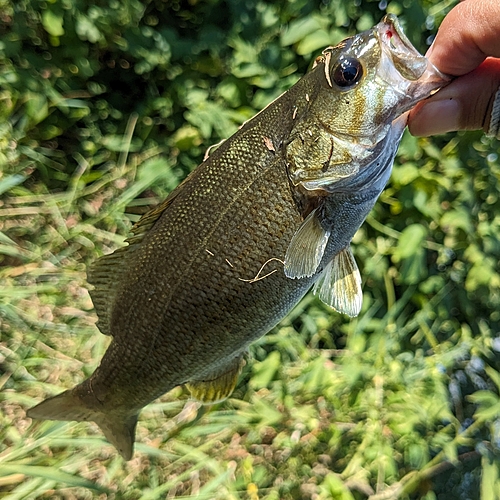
top-left (27, 15), bottom-right (449, 460)
top-left (88, 116), bottom-right (311, 405)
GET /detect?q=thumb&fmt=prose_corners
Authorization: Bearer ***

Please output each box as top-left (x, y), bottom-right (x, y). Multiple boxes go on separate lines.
top-left (408, 58), bottom-right (500, 137)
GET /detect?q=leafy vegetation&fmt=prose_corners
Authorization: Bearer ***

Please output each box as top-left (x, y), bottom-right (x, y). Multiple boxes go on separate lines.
top-left (1, 0), bottom-right (500, 498)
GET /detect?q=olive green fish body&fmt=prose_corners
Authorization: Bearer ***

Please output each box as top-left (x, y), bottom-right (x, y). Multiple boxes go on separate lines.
top-left (86, 76), bottom-right (321, 409)
top-left (27, 15), bottom-right (449, 460)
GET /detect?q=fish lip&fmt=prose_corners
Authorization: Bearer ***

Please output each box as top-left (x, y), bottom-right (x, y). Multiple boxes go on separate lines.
top-left (378, 14), bottom-right (421, 60)
top-left (375, 14), bottom-right (450, 111)
top-left (376, 14), bottom-right (428, 81)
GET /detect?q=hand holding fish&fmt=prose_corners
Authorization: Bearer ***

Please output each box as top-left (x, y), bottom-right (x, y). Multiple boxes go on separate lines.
top-left (408, 0), bottom-right (500, 138)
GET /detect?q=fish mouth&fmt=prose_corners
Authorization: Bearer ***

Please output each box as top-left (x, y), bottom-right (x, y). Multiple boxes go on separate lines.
top-left (377, 14), bottom-right (428, 81)
top-left (375, 14), bottom-right (450, 110)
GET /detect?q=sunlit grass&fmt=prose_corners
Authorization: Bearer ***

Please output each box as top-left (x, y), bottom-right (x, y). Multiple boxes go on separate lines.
top-left (2, 0), bottom-right (500, 497)
top-left (2, 150), bottom-right (499, 497)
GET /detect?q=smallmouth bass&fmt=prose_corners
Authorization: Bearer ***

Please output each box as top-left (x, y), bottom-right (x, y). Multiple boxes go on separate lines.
top-left (28, 15), bottom-right (448, 459)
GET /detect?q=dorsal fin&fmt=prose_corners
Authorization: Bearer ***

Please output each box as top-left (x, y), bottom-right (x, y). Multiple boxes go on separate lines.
top-left (87, 182), bottom-right (185, 336)
top-left (284, 207), bottom-right (330, 279)
top-left (87, 244), bottom-right (140, 336)
top-left (313, 246), bottom-right (363, 317)
top-left (126, 186), bottom-right (182, 244)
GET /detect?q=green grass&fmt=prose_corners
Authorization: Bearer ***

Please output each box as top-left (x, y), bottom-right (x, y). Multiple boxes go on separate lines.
top-left (1, 153), bottom-right (499, 497)
top-left (2, 0), bottom-right (500, 497)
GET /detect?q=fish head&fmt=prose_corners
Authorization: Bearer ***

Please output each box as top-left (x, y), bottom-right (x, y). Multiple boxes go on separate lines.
top-left (287, 14), bottom-right (449, 189)
top-left (313, 13), bottom-right (449, 138)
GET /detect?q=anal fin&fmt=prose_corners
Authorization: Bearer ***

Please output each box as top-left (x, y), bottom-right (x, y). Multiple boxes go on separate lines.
top-left (284, 207), bottom-right (330, 279)
top-left (186, 356), bottom-right (246, 404)
top-left (313, 246), bottom-right (363, 317)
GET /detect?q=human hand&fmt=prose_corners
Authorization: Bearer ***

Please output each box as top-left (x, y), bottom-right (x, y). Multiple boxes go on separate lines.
top-left (407, 0), bottom-right (500, 138)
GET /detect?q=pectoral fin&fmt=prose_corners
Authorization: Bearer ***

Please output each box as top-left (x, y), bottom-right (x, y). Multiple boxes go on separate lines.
top-left (186, 356), bottom-right (245, 404)
top-left (284, 208), bottom-right (330, 279)
top-left (313, 246), bottom-right (363, 317)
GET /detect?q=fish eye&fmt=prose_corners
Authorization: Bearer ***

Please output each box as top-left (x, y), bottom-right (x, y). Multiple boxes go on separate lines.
top-left (331, 57), bottom-right (363, 88)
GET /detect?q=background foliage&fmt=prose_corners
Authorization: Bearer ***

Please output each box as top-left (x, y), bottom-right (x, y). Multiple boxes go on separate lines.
top-left (1, 0), bottom-right (500, 498)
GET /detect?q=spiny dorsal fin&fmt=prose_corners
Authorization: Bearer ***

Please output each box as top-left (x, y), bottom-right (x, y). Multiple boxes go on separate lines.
top-left (284, 207), bottom-right (330, 279)
top-left (186, 355), bottom-right (246, 404)
top-left (87, 183), bottom-right (186, 336)
top-left (313, 246), bottom-right (363, 317)
top-left (126, 187), bottom-right (182, 244)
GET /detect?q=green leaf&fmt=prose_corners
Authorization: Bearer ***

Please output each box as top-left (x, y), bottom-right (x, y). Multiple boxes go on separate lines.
top-left (75, 13), bottom-right (102, 43)
top-left (465, 260), bottom-right (497, 291)
top-left (281, 16), bottom-right (324, 46)
top-left (356, 12), bottom-right (374, 31)
top-left (25, 93), bottom-right (49, 125)
top-left (393, 224), bottom-right (427, 260)
top-left (251, 398), bottom-right (282, 426)
top-left (468, 390), bottom-right (499, 407)
top-left (101, 135), bottom-right (142, 152)
top-left (440, 208), bottom-right (473, 232)
top-left (41, 10), bottom-right (65, 37)
top-left (296, 30), bottom-right (332, 55)
top-left (443, 441), bottom-right (458, 464)
top-left (392, 163), bottom-right (420, 186)
top-left (408, 442), bottom-right (427, 469)
top-left (399, 247), bottom-right (426, 284)
top-left (485, 365), bottom-right (500, 393)
top-left (171, 125), bottom-right (202, 150)
top-left (250, 351), bottom-right (281, 390)
top-left (0, 174), bottom-right (26, 196)
top-left (319, 473), bottom-right (355, 500)
top-left (474, 402), bottom-right (500, 422)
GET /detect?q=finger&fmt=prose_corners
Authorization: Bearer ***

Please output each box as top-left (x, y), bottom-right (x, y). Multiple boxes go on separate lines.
top-left (426, 0), bottom-right (500, 76)
top-left (408, 58), bottom-right (500, 136)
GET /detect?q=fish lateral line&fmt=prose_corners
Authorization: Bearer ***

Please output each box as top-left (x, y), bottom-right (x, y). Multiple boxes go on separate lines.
top-left (238, 258), bottom-right (285, 284)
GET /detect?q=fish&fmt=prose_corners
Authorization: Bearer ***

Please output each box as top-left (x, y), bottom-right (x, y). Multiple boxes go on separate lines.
top-left (27, 15), bottom-right (449, 460)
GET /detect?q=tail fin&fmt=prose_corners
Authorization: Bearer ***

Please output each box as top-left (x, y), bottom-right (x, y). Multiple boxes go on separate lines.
top-left (27, 390), bottom-right (139, 460)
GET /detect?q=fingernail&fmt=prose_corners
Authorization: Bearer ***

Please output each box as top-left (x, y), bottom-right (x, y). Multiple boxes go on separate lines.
top-left (409, 99), bottom-right (461, 136)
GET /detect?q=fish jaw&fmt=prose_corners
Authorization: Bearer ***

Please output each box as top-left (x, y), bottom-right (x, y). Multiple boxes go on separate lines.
top-left (375, 14), bottom-right (450, 115)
